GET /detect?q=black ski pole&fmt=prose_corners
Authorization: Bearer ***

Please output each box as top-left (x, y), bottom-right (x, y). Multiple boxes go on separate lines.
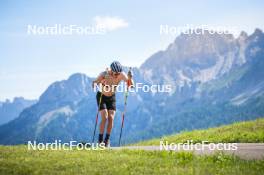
top-left (92, 91), bottom-right (103, 143)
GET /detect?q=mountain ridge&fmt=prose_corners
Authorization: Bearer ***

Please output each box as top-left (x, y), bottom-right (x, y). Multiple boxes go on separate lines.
top-left (0, 97), bottom-right (37, 126)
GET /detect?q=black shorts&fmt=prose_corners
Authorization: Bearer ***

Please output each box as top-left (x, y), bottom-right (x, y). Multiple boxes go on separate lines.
top-left (96, 91), bottom-right (116, 111)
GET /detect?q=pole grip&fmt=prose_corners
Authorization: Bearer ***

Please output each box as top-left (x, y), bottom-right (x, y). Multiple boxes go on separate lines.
top-left (127, 79), bottom-right (132, 87)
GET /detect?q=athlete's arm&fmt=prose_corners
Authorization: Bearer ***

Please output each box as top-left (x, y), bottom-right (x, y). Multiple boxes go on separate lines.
top-left (121, 72), bottom-right (134, 88)
top-left (92, 72), bottom-right (105, 88)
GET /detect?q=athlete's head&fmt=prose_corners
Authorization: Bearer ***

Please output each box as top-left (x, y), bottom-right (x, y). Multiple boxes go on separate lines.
top-left (110, 61), bottom-right (123, 76)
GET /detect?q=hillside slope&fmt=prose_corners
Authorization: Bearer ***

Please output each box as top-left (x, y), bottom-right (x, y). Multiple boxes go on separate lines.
top-left (135, 118), bottom-right (264, 146)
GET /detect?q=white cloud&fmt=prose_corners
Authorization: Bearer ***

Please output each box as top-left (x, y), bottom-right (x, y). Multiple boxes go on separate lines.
top-left (93, 16), bottom-right (129, 31)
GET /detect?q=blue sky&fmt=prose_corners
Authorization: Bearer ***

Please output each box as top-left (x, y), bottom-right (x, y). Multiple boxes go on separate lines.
top-left (0, 0), bottom-right (264, 100)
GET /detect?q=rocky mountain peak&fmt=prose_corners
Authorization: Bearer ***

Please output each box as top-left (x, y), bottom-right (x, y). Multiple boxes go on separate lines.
top-left (39, 73), bottom-right (92, 104)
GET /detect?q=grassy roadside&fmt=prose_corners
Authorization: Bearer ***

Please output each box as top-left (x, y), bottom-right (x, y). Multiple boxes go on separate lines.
top-left (1, 119), bottom-right (264, 174)
top-left (0, 145), bottom-right (264, 175)
top-left (134, 118), bottom-right (264, 146)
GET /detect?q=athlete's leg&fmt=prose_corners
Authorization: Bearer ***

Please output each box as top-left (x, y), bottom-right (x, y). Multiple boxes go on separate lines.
top-left (104, 109), bottom-right (115, 146)
top-left (98, 109), bottom-right (108, 143)
top-left (99, 109), bottom-right (108, 134)
top-left (106, 110), bottom-right (115, 134)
